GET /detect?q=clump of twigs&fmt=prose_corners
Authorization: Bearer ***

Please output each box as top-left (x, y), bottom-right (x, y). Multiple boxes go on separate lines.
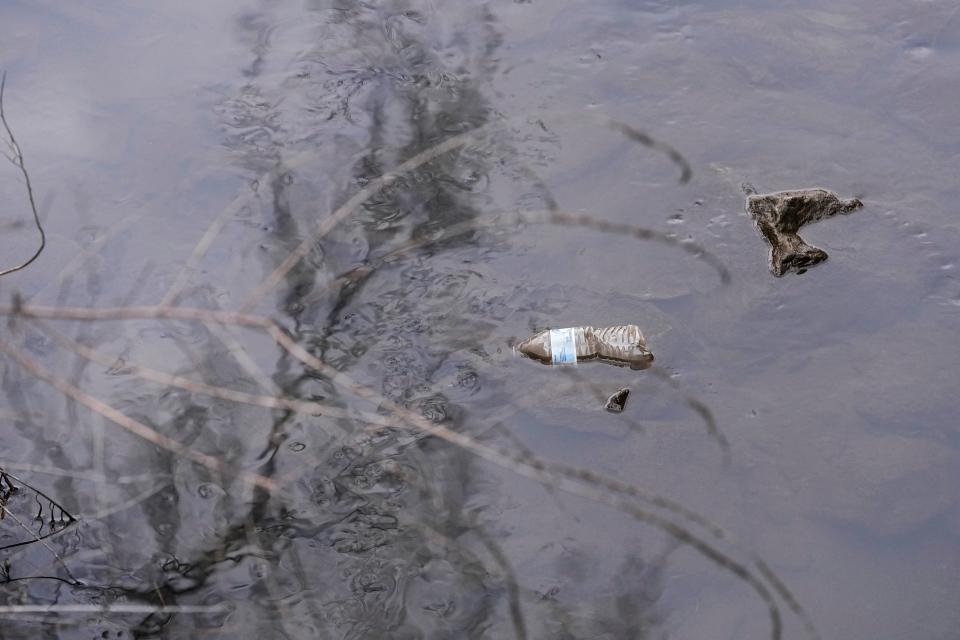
top-left (0, 469), bottom-right (79, 586)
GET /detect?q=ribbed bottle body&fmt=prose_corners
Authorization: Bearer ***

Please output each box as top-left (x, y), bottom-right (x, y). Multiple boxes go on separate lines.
top-left (516, 324), bottom-right (653, 369)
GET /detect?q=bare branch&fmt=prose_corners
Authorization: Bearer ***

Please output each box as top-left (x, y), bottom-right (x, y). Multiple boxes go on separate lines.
top-left (0, 604), bottom-right (229, 615)
top-left (0, 300), bottom-right (794, 640)
top-left (0, 338), bottom-right (277, 493)
top-left (0, 71), bottom-right (46, 277)
top-left (159, 187), bottom-right (253, 306)
top-left (36, 318), bottom-right (376, 435)
top-left (0, 498), bottom-right (79, 585)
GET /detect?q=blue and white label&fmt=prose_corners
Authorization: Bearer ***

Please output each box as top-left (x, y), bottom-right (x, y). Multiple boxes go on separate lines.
top-left (548, 328), bottom-right (578, 365)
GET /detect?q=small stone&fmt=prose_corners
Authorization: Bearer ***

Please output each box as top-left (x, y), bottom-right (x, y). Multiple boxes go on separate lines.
top-left (605, 387), bottom-right (630, 413)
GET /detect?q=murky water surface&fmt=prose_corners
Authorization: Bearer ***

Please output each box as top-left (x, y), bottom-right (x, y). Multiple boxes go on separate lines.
top-left (1, 1), bottom-right (958, 638)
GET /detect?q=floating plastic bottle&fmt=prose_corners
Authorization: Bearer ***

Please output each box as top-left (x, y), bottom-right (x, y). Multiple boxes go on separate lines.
top-left (515, 325), bottom-right (653, 369)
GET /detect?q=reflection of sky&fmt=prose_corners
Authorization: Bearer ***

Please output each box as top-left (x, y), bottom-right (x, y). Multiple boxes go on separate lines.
top-left (0, 0), bottom-right (247, 295)
top-left (3, 2), bottom-right (239, 161)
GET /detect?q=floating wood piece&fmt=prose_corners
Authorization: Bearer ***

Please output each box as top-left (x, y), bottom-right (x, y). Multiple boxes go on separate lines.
top-left (743, 185), bottom-right (863, 276)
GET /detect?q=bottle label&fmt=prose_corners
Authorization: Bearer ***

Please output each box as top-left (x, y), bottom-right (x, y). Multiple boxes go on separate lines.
top-left (548, 328), bottom-right (578, 365)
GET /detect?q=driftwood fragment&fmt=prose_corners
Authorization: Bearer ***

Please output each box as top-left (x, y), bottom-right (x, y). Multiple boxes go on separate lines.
top-left (744, 185), bottom-right (863, 276)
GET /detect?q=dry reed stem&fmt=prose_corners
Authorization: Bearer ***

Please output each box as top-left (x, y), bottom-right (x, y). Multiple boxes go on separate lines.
top-left (90, 412), bottom-right (115, 559)
top-left (3, 303), bottom-right (271, 328)
top-left (0, 604), bottom-right (229, 615)
top-left (0, 338), bottom-right (277, 493)
top-left (448, 375), bottom-right (730, 526)
top-left (290, 204), bottom-right (732, 453)
top-left (0, 72), bottom-right (46, 278)
top-left (201, 319), bottom-right (280, 394)
top-left (24, 214), bottom-right (141, 305)
top-left (2, 313), bottom-right (802, 639)
top-left (0, 462), bottom-right (162, 485)
top-left (0, 102), bottom-right (762, 633)
top-left (159, 189), bottom-right (255, 307)
top-left (77, 481), bottom-right (172, 521)
top-left (35, 319), bottom-right (369, 436)
top-left (0, 312), bottom-right (810, 634)
top-left (266, 334), bottom-right (790, 640)
top-left (3, 304), bottom-right (769, 589)
top-left (278, 325), bottom-right (820, 639)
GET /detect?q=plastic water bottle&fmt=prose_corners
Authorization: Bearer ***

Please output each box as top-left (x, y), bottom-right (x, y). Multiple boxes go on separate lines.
top-left (515, 325), bottom-right (653, 369)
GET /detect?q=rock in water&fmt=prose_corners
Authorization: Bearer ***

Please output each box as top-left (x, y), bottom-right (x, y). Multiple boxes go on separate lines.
top-left (516, 325), bottom-right (654, 369)
top-left (744, 186), bottom-right (863, 276)
top-left (605, 387), bottom-right (630, 412)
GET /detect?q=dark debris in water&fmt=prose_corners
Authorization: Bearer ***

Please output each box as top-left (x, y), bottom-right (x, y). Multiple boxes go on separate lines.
top-left (0, 470), bottom-right (76, 551)
top-left (605, 387), bottom-right (630, 413)
top-left (744, 185), bottom-right (864, 277)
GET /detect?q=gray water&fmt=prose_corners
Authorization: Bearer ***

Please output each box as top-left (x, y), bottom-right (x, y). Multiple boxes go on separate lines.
top-left (1, 1), bottom-right (958, 638)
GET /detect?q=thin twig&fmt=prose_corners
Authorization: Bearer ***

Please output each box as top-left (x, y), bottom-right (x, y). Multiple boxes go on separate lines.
top-left (602, 116), bottom-right (692, 184)
top-left (1, 301), bottom-right (811, 639)
top-left (265, 331), bottom-right (789, 640)
top-left (0, 604), bottom-right (229, 615)
top-left (0, 338), bottom-right (277, 493)
top-left (2, 302), bottom-right (274, 327)
top-left (0, 462), bottom-right (162, 485)
top-left (373, 209), bottom-right (728, 289)
top-left (159, 188), bottom-right (255, 306)
top-left (0, 72), bottom-right (46, 277)
top-left (646, 365), bottom-right (731, 463)
top-left (25, 213), bottom-right (140, 304)
top-left (35, 319), bottom-right (363, 436)
top-left (0, 502), bottom-right (80, 585)
top-left (297, 207), bottom-right (730, 311)
top-left (756, 559), bottom-right (822, 640)
top-left (202, 319), bottom-right (281, 394)
top-left (4, 302), bottom-right (727, 538)
top-left (242, 517), bottom-right (299, 640)
top-left (77, 481), bottom-right (172, 521)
